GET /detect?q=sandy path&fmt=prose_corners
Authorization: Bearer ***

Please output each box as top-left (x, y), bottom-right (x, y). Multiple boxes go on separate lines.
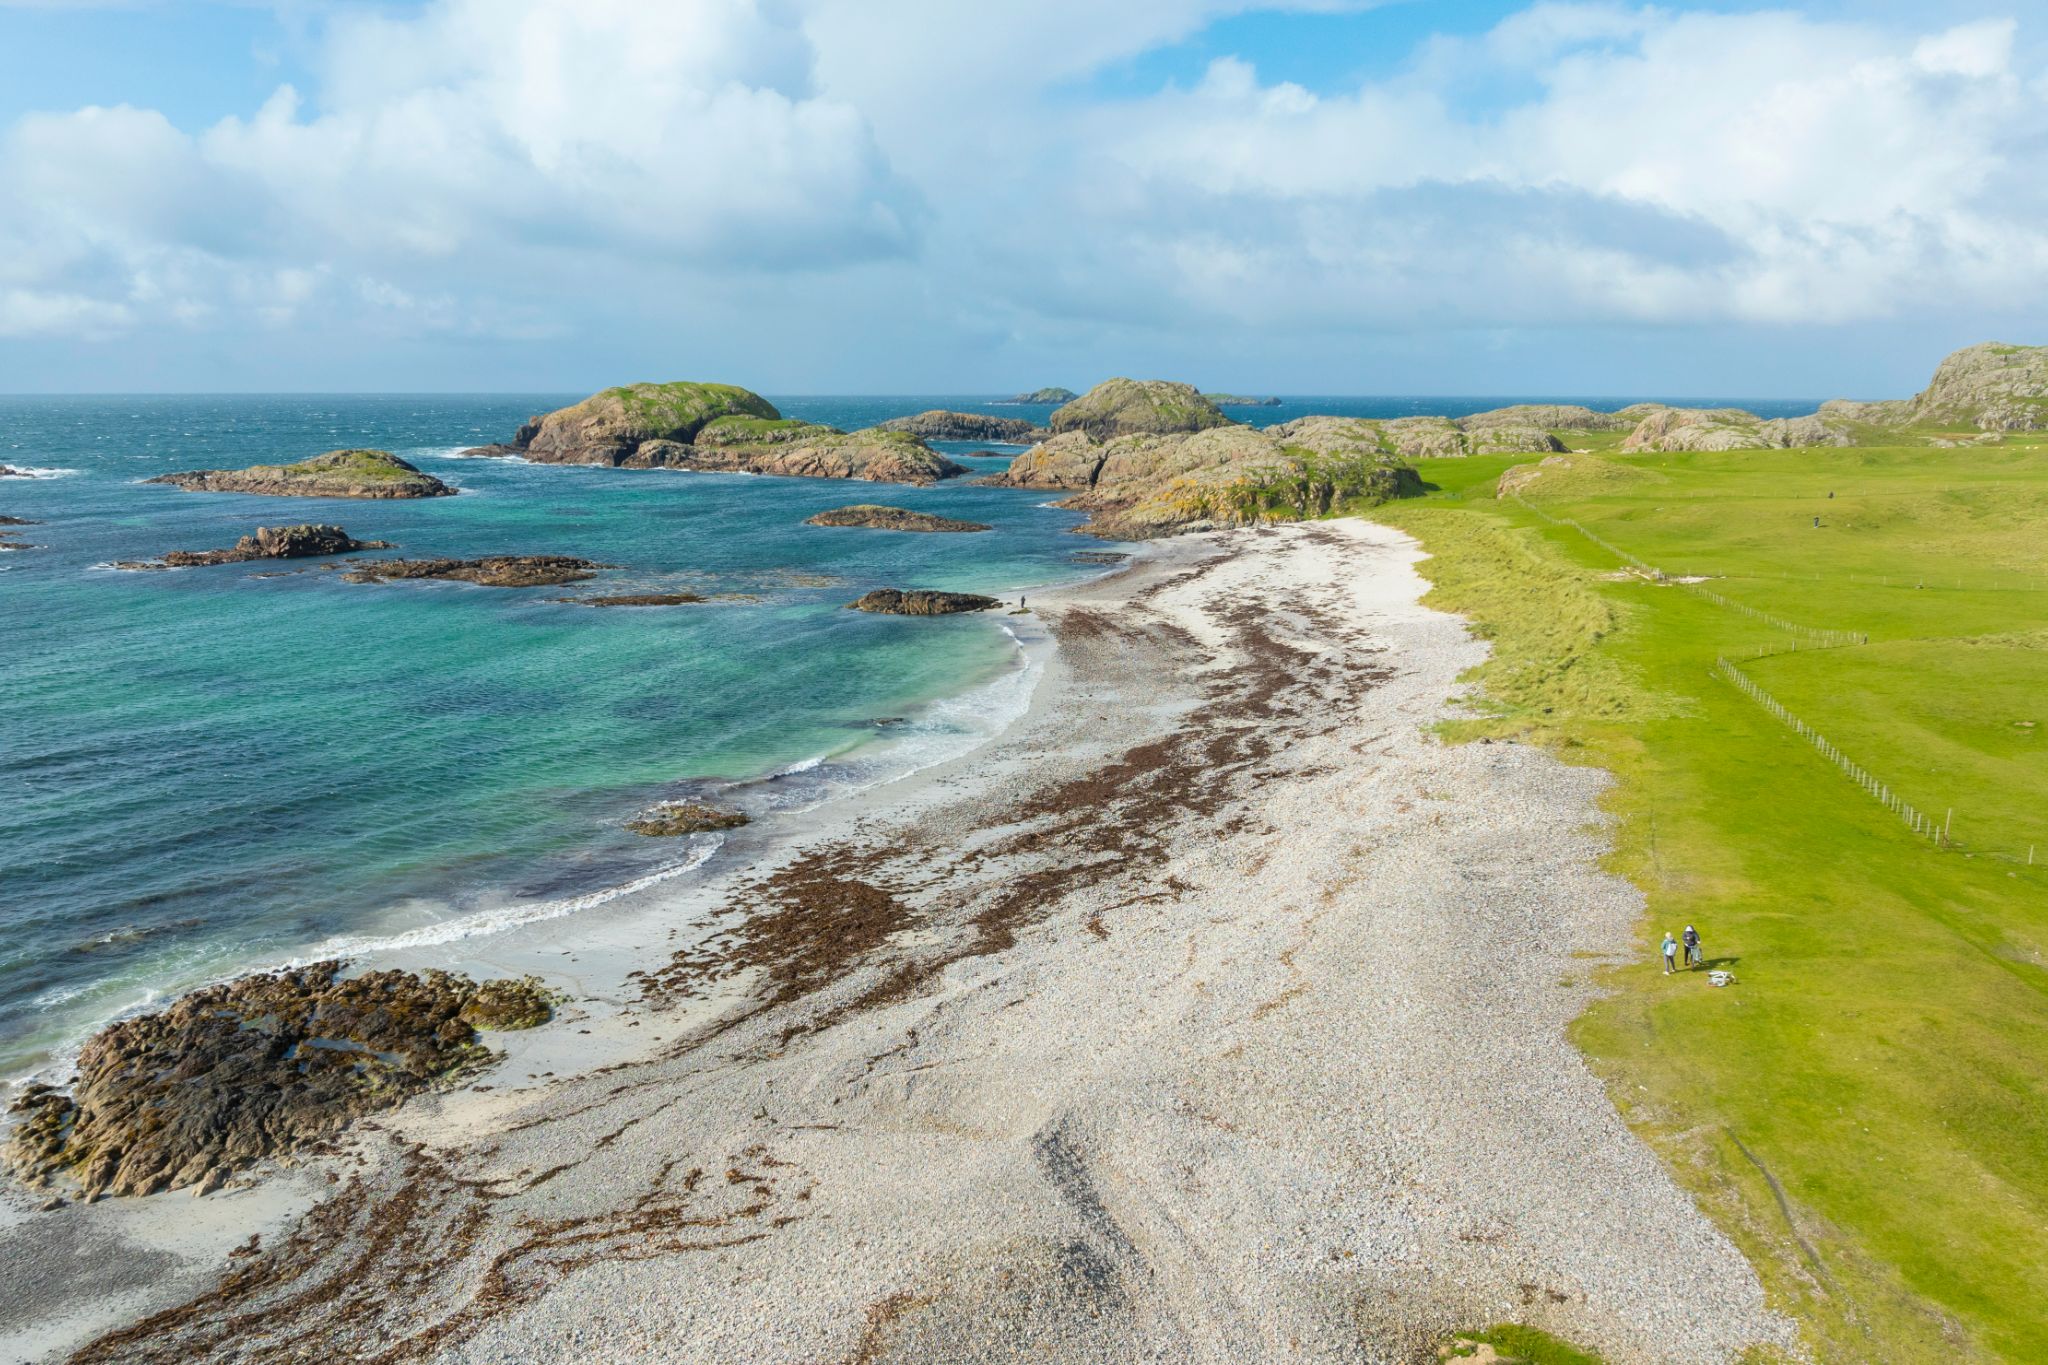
top-left (51, 520), bottom-right (1794, 1364)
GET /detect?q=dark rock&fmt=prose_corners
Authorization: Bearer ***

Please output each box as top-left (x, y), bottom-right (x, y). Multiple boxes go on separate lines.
top-left (119, 524), bottom-right (391, 571)
top-left (1202, 394), bottom-right (1283, 407)
top-left (559, 592), bottom-right (708, 607)
top-left (3, 962), bottom-right (557, 1199)
top-left (805, 505), bottom-right (992, 533)
top-left (147, 450), bottom-right (454, 500)
top-left (343, 556), bottom-right (605, 587)
top-left (626, 803), bottom-right (751, 837)
top-left (846, 589), bottom-right (1004, 615)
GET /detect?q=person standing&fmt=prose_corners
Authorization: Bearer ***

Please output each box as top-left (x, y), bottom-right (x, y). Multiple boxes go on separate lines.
top-left (1661, 931), bottom-right (1678, 975)
top-left (1683, 924), bottom-right (1702, 969)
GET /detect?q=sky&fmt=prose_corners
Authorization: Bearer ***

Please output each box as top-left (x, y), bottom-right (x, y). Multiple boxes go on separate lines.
top-left (0, 0), bottom-right (2044, 398)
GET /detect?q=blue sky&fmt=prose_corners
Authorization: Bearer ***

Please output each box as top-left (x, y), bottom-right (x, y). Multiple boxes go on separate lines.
top-left (1, 0), bottom-right (2043, 398)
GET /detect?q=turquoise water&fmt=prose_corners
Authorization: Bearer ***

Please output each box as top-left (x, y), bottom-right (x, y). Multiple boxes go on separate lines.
top-left (0, 395), bottom-right (1113, 1076)
top-left (0, 390), bottom-right (1819, 1076)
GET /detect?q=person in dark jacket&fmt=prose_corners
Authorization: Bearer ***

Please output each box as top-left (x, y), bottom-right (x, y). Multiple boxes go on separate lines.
top-left (1683, 924), bottom-right (1702, 969)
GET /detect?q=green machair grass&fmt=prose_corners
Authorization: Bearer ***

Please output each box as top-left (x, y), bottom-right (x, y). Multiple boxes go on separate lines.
top-left (1372, 434), bottom-right (2048, 1363)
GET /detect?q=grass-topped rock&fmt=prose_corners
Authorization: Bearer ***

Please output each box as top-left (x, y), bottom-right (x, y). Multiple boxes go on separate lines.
top-left (4, 961), bottom-right (557, 1199)
top-left (148, 450), bottom-right (454, 500)
top-left (1002, 387), bottom-right (1078, 404)
top-left (1050, 379), bottom-right (1236, 440)
top-left (472, 382), bottom-right (966, 485)
top-left (847, 589), bottom-right (1003, 615)
top-left (805, 505), bottom-right (991, 533)
top-left (523, 382), bottom-right (780, 462)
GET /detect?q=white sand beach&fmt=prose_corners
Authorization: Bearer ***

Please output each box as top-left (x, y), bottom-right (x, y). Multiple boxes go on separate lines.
top-left (7, 520), bottom-right (1796, 1364)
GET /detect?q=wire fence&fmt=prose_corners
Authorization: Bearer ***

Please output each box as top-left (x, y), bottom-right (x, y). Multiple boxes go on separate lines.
top-left (1715, 657), bottom-right (1945, 844)
top-left (1511, 491), bottom-right (2045, 863)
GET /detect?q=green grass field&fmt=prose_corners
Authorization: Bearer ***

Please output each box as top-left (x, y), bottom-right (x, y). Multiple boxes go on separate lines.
top-left (1372, 436), bottom-right (2048, 1363)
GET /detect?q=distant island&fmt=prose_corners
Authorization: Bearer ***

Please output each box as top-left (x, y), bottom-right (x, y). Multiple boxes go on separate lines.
top-left (995, 387), bottom-right (1079, 405)
top-left (1202, 393), bottom-right (1283, 407)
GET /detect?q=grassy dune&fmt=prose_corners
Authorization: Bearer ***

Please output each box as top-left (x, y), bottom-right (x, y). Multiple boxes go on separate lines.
top-left (1374, 436), bottom-right (2048, 1363)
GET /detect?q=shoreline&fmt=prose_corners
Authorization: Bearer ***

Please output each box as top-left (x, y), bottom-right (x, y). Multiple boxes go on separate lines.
top-left (2, 542), bottom-right (1115, 1090)
top-left (4, 520), bottom-right (1795, 1363)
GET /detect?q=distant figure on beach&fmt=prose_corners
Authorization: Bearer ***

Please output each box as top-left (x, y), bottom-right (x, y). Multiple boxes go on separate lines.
top-left (1662, 931), bottom-right (1678, 975)
top-left (1684, 924), bottom-right (1702, 969)
top-left (1019, 594), bottom-right (1027, 610)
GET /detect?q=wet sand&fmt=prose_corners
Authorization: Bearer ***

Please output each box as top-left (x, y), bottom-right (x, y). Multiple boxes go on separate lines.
top-left (5, 520), bottom-right (1795, 1364)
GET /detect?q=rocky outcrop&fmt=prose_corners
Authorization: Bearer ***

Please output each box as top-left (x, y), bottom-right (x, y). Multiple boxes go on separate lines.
top-left (1457, 404), bottom-right (1635, 433)
top-left (1896, 342), bottom-right (2048, 431)
top-left (343, 556), bottom-right (604, 587)
top-left (119, 524), bottom-right (390, 570)
top-left (1050, 380), bottom-right (1235, 440)
top-left (627, 803), bottom-right (750, 836)
top-left (847, 589), bottom-right (1003, 615)
top-left (521, 382), bottom-right (779, 462)
top-left (0, 466), bottom-right (30, 478)
top-left (0, 514), bottom-right (37, 550)
top-left (1000, 387), bottom-right (1078, 405)
top-left (4, 962), bottom-right (556, 1199)
top-left (1203, 394), bottom-right (1282, 407)
top-left (148, 450), bottom-right (455, 499)
top-left (989, 420), bottom-right (1420, 538)
top-left (1267, 414), bottom-right (1564, 461)
top-left (875, 411), bottom-right (1042, 443)
top-left (805, 505), bottom-right (992, 533)
top-left (1621, 407), bottom-right (1854, 452)
top-left (469, 384), bottom-right (966, 485)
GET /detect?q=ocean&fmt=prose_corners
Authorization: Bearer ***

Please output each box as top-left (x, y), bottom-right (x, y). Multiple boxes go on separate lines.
top-left (0, 390), bottom-right (1818, 1078)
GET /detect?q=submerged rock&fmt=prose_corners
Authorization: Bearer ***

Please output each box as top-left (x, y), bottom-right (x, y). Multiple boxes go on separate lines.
top-left (846, 589), bottom-right (1004, 615)
top-left (470, 383), bottom-right (966, 485)
top-left (561, 592), bottom-right (709, 607)
top-left (1050, 380), bottom-right (1235, 440)
top-left (148, 450), bottom-right (454, 500)
top-left (627, 803), bottom-right (751, 837)
top-left (0, 466), bottom-right (30, 478)
top-left (805, 505), bottom-right (992, 533)
top-left (119, 524), bottom-right (391, 570)
top-left (4, 962), bottom-right (557, 1199)
top-left (875, 410), bottom-right (1041, 443)
top-left (343, 555), bottom-right (604, 587)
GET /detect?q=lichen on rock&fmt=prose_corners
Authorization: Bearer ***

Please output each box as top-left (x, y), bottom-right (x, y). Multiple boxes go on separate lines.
top-left (846, 589), bottom-right (1003, 615)
top-left (1049, 379), bottom-right (1235, 440)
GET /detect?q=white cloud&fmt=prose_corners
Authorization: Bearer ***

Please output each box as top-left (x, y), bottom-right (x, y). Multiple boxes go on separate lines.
top-left (0, 0), bottom-right (2043, 380)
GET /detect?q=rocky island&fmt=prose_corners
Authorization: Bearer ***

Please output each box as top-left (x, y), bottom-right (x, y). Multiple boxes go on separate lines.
top-left (805, 505), bottom-right (992, 533)
top-left (343, 556), bottom-right (604, 587)
top-left (116, 523), bottom-right (390, 570)
top-left (846, 588), bottom-right (1003, 615)
top-left (875, 410), bottom-right (1042, 443)
top-left (4, 962), bottom-right (556, 1200)
top-left (147, 449), bottom-right (455, 499)
top-left (1202, 393), bottom-right (1283, 407)
top-left (998, 387), bottom-right (1078, 405)
top-left (468, 382), bottom-right (965, 486)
